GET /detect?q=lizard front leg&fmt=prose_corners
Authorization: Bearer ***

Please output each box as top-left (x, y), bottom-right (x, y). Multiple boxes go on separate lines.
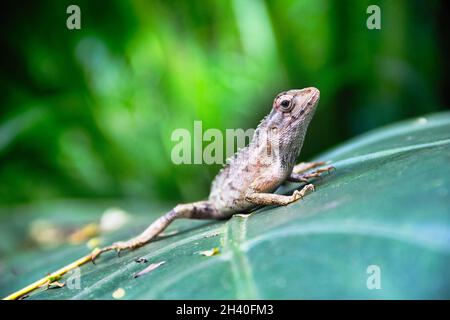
top-left (245, 184), bottom-right (315, 206)
top-left (92, 201), bottom-right (219, 262)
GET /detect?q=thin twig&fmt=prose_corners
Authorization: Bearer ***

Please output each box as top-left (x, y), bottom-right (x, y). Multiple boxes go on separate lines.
top-left (3, 248), bottom-right (100, 300)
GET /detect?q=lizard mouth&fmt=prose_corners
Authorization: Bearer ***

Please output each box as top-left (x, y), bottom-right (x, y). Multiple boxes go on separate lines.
top-left (291, 87), bottom-right (320, 121)
top-left (303, 87), bottom-right (320, 107)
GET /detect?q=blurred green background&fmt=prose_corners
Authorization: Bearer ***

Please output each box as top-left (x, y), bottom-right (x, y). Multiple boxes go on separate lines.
top-left (0, 0), bottom-right (448, 206)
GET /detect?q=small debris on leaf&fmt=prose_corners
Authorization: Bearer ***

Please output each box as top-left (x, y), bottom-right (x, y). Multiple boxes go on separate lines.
top-left (112, 288), bottom-right (126, 299)
top-left (47, 281), bottom-right (65, 289)
top-left (68, 223), bottom-right (99, 244)
top-left (29, 220), bottom-right (65, 246)
top-left (416, 117), bottom-right (428, 125)
top-left (87, 237), bottom-right (101, 249)
top-left (135, 257), bottom-right (148, 264)
top-left (197, 247), bottom-right (220, 257)
top-left (133, 261), bottom-right (166, 278)
top-left (100, 208), bottom-right (129, 232)
top-left (47, 274), bottom-right (62, 282)
top-left (234, 213), bottom-right (250, 218)
top-left (39, 274), bottom-right (65, 290)
top-left (30, 220), bottom-right (101, 246)
top-left (204, 231), bottom-right (220, 238)
top-left (18, 295), bottom-right (29, 300)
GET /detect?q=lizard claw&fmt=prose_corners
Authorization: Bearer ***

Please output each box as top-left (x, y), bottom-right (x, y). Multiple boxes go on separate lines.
top-left (306, 165), bottom-right (335, 181)
top-left (91, 246), bottom-right (114, 264)
top-left (91, 241), bottom-right (130, 264)
top-left (292, 190), bottom-right (303, 201)
top-left (291, 184), bottom-right (315, 202)
top-left (323, 165), bottom-right (336, 173)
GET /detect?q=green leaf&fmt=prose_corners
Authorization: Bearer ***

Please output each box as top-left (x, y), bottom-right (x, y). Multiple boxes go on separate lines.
top-left (1, 112), bottom-right (449, 299)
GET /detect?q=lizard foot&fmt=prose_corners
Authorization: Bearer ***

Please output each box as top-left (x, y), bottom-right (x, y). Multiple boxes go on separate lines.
top-left (290, 184), bottom-right (315, 203)
top-left (91, 239), bottom-right (140, 263)
top-left (302, 165), bottom-right (335, 180)
top-left (288, 164), bottom-right (335, 184)
top-left (293, 161), bottom-right (328, 174)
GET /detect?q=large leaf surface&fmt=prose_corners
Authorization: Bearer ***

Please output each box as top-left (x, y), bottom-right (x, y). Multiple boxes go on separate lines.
top-left (1, 112), bottom-right (449, 299)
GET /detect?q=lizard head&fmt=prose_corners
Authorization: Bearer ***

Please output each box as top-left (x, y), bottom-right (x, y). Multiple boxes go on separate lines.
top-left (272, 87), bottom-right (320, 128)
top-left (257, 87), bottom-right (320, 168)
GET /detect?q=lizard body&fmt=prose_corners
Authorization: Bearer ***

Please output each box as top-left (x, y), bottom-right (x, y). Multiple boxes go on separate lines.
top-left (209, 87), bottom-right (320, 213)
top-left (92, 87), bottom-right (332, 261)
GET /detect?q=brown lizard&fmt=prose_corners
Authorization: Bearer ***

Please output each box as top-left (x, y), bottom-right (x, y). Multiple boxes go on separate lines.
top-left (92, 87), bottom-right (333, 262)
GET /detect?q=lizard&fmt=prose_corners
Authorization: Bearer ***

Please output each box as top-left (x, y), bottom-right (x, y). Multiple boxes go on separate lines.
top-left (91, 87), bottom-right (333, 262)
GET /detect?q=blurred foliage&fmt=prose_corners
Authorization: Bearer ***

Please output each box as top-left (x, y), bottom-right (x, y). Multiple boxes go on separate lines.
top-left (0, 0), bottom-right (448, 206)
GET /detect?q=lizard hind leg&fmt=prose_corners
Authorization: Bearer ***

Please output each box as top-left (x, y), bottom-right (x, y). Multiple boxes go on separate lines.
top-left (91, 201), bottom-right (218, 262)
top-left (292, 161), bottom-right (330, 174)
top-left (289, 161), bottom-right (335, 183)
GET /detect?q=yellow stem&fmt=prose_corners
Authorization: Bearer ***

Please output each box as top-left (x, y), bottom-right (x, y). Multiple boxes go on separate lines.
top-left (3, 248), bottom-right (100, 300)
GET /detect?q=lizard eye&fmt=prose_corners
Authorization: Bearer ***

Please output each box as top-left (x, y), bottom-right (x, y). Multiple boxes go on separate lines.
top-left (276, 94), bottom-right (293, 112)
top-left (281, 100), bottom-right (290, 108)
